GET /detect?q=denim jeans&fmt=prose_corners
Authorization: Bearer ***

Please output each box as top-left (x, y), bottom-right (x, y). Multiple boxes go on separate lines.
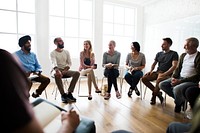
top-left (166, 122), bottom-right (191, 133)
top-left (124, 70), bottom-right (143, 89)
top-left (159, 78), bottom-right (197, 106)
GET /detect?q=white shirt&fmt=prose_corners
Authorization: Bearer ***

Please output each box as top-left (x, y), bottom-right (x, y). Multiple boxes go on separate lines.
top-left (180, 52), bottom-right (198, 78)
top-left (50, 49), bottom-right (72, 69)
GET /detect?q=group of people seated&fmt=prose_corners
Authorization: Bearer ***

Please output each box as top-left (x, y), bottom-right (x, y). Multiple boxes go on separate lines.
top-left (13, 35), bottom-right (102, 103)
top-left (1, 34), bottom-right (200, 133)
top-left (125, 37), bottom-right (200, 115)
top-left (12, 35), bottom-right (200, 111)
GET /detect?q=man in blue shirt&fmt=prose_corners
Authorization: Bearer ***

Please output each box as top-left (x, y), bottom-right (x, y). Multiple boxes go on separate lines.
top-left (14, 35), bottom-right (50, 98)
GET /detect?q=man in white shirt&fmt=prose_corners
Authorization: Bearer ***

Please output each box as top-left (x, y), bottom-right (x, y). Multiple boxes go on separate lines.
top-left (159, 37), bottom-right (200, 113)
top-left (50, 37), bottom-right (80, 103)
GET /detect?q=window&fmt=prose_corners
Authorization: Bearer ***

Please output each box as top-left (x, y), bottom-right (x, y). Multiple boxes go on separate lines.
top-left (0, 0), bottom-right (36, 53)
top-left (103, 2), bottom-right (137, 66)
top-left (49, 0), bottom-right (93, 58)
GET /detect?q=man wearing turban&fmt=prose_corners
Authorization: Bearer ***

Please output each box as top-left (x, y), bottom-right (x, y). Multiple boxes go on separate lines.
top-left (14, 35), bottom-right (50, 98)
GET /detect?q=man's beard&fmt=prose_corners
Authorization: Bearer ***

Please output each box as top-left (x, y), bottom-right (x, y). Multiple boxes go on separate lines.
top-left (58, 44), bottom-right (64, 49)
top-left (24, 46), bottom-right (31, 52)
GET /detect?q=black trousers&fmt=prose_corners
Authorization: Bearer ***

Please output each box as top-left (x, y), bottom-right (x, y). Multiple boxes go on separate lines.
top-left (182, 86), bottom-right (200, 109)
top-left (104, 68), bottom-right (119, 93)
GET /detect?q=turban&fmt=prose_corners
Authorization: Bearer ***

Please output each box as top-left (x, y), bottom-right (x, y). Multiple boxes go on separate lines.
top-left (18, 35), bottom-right (31, 47)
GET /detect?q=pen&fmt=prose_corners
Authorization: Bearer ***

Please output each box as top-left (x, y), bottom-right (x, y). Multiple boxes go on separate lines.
top-left (68, 106), bottom-right (74, 112)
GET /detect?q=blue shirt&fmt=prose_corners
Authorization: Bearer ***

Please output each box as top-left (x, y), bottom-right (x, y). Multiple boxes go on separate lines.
top-left (14, 50), bottom-right (42, 73)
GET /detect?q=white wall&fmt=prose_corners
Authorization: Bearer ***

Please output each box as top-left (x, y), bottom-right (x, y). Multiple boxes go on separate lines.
top-left (35, 0), bottom-right (51, 77)
top-left (35, 0), bottom-right (200, 81)
top-left (143, 0), bottom-right (200, 72)
top-left (35, 0), bottom-right (144, 80)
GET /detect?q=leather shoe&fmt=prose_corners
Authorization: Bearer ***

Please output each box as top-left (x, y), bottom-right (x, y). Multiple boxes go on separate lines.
top-left (128, 88), bottom-right (133, 97)
top-left (157, 92), bottom-right (164, 104)
top-left (174, 104), bottom-right (182, 113)
top-left (150, 96), bottom-right (156, 105)
top-left (32, 92), bottom-right (39, 98)
top-left (135, 87), bottom-right (140, 96)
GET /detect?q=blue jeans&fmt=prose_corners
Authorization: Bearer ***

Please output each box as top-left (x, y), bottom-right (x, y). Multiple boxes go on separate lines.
top-left (159, 78), bottom-right (197, 106)
top-left (124, 70), bottom-right (143, 89)
top-left (166, 122), bottom-right (191, 133)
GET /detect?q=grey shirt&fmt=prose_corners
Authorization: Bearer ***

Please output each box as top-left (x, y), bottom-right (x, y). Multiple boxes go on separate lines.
top-left (126, 52), bottom-right (146, 67)
top-left (102, 51), bottom-right (121, 69)
top-left (155, 50), bottom-right (179, 72)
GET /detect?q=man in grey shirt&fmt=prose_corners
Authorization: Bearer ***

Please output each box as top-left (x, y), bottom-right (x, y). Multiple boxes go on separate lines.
top-left (141, 38), bottom-right (179, 105)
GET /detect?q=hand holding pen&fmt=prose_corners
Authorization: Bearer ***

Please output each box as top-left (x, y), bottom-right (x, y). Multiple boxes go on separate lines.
top-left (60, 106), bottom-right (80, 132)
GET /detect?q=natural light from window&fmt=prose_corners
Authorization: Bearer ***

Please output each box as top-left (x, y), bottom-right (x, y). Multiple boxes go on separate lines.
top-left (0, 0), bottom-right (36, 53)
top-left (103, 2), bottom-right (136, 66)
top-left (49, 0), bottom-right (93, 58)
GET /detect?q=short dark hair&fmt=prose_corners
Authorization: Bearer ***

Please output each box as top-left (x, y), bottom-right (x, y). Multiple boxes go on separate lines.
top-left (54, 38), bottom-right (59, 44)
top-left (132, 42), bottom-right (140, 52)
top-left (163, 37), bottom-right (173, 46)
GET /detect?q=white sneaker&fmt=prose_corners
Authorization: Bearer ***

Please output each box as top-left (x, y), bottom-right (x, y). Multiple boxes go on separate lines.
top-left (185, 110), bottom-right (193, 120)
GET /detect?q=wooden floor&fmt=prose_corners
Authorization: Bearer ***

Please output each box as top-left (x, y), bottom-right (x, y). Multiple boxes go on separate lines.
top-left (30, 80), bottom-right (189, 133)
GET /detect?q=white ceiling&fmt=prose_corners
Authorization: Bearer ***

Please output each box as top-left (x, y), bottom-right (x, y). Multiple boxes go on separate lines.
top-left (119, 0), bottom-right (159, 6)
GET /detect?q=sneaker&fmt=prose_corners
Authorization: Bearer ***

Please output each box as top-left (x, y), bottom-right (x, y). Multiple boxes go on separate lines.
top-left (104, 93), bottom-right (111, 100)
top-left (128, 88), bottom-right (133, 97)
top-left (32, 92), bottom-right (39, 98)
top-left (135, 87), bottom-right (140, 96)
top-left (67, 93), bottom-right (76, 102)
top-left (116, 91), bottom-right (121, 99)
top-left (185, 110), bottom-right (193, 120)
top-left (61, 93), bottom-right (69, 103)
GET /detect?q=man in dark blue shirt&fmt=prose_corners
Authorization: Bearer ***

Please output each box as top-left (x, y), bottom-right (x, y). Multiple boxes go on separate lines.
top-left (14, 35), bottom-right (50, 98)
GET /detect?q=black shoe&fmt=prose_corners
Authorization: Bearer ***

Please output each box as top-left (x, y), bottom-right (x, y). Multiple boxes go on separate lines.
top-left (88, 95), bottom-right (92, 100)
top-left (128, 88), bottom-right (133, 97)
top-left (61, 93), bottom-right (68, 103)
top-left (32, 92), bottom-right (39, 98)
top-left (95, 90), bottom-right (101, 93)
top-left (157, 92), bottom-right (164, 104)
top-left (174, 104), bottom-right (182, 113)
top-left (150, 96), bottom-right (156, 105)
top-left (135, 87), bottom-right (140, 96)
top-left (67, 93), bottom-right (76, 102)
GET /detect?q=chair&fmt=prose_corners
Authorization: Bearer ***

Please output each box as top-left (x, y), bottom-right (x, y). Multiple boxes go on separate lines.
top-left (51, 75), bottom-right (71, 100)
top-left (78, 75), bottom-right (98, 97)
